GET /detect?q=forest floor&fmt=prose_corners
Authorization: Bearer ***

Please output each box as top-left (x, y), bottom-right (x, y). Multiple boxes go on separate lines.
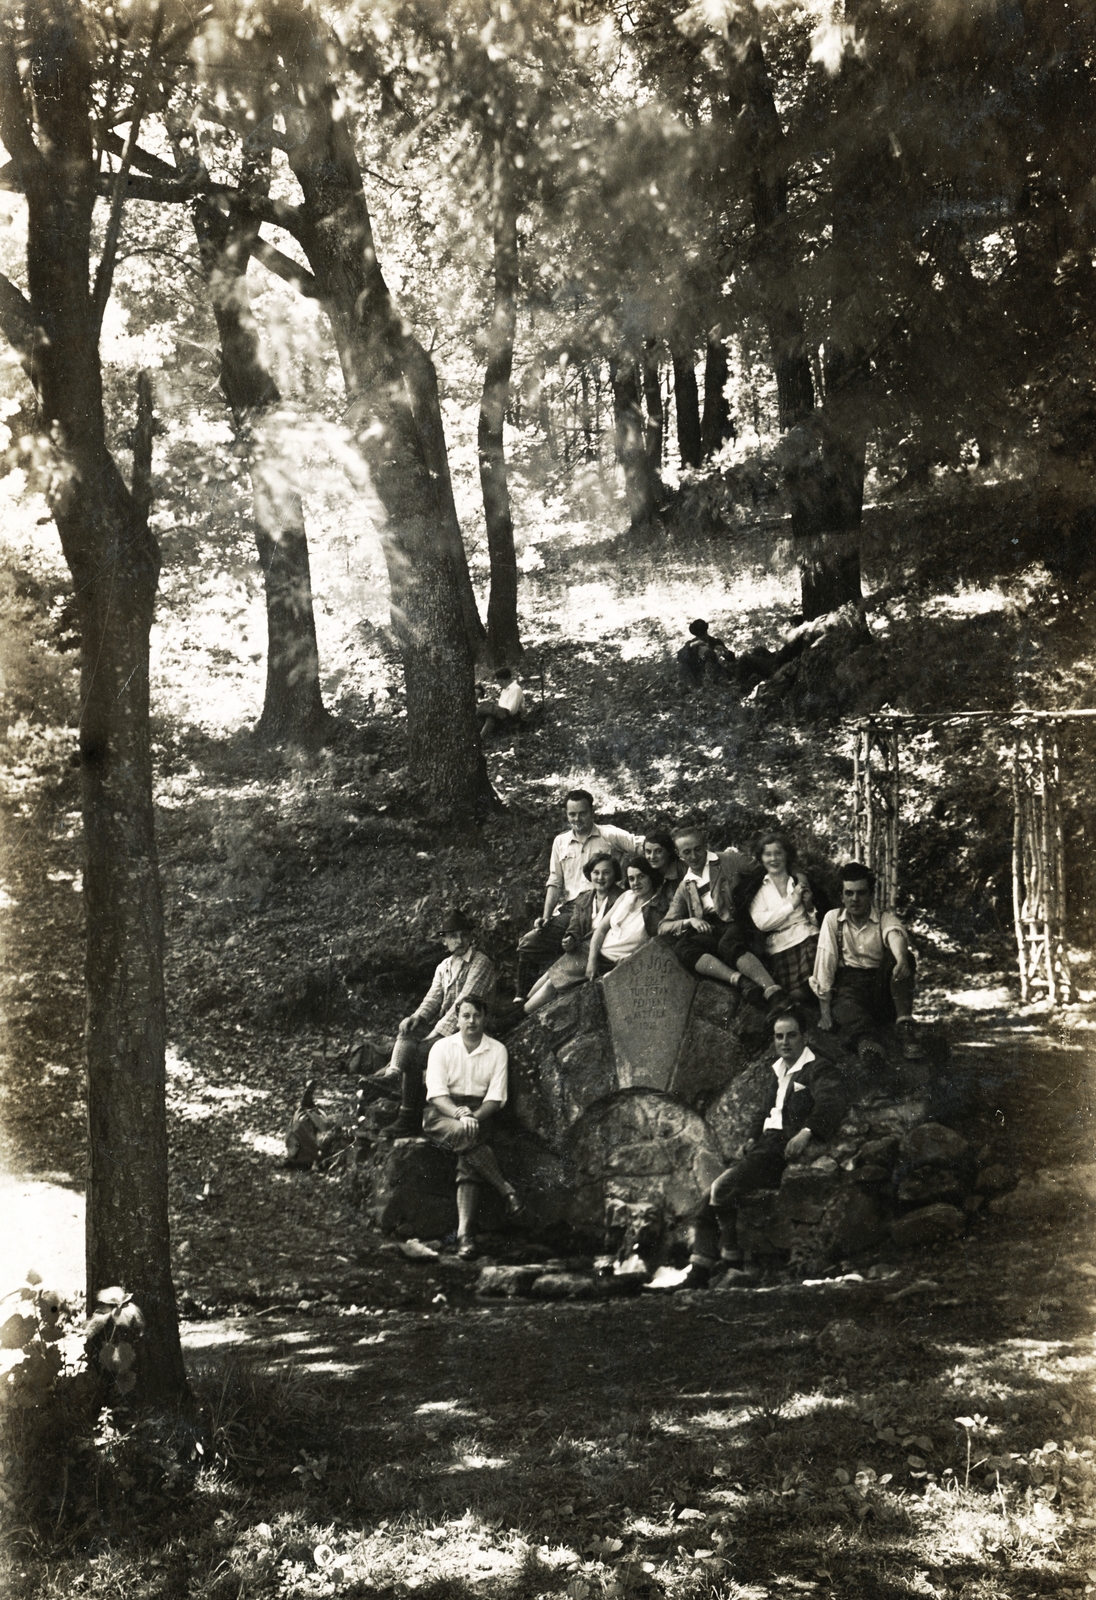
top-left (4, 482), bottom-right (1096, 1600)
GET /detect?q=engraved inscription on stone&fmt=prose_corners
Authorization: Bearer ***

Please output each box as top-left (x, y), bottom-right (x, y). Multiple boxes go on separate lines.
top-left (602, 938), bottom-right (696, 1091)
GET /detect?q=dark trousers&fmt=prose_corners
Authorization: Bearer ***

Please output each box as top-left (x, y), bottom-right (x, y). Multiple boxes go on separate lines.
top-left (831, 951), bottom-right (916, 1047)
top-left (671, 914), bottom-right (748, 974)
top-left (690, 1133), bottom-right (787, 1264)
top-left (517, 907), bottom-right (572, 995)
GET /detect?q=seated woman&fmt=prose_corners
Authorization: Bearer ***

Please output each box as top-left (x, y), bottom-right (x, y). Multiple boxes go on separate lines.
top-left (524, 852), bottom-right (622, 1014)
top-left (733, 832), bottom-right (829, 1004)
top-left (585, 856), bottom-right (664, 980)
top-left (643, 830), bottom-right (684, 903)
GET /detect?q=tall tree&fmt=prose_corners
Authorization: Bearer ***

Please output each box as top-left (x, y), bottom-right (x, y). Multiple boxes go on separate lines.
top-left (0, 0), bottom-right (186, 1404)
top-left (170, 125), bottom-right (333, 748)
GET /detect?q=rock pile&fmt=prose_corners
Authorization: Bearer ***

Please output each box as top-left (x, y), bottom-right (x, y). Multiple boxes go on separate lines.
top-left (354, 937), bottom-right (1023, 1274)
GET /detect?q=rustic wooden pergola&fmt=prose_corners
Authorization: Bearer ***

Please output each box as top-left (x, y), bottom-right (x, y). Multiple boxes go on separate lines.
top-left (848, 710), bottom-right (1096, 1007)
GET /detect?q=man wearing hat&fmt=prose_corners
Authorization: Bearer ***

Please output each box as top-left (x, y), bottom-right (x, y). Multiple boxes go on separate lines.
top-left (360, 909), bottom-right (497, 1137)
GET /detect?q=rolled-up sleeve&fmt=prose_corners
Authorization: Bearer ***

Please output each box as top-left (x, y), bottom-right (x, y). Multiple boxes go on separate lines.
top-left (809, 911), bottom-right (841, 1000)
top-left (546, 835), bottom-right (565, 891)
top-left (412, 961), bottom-right (445, 1026)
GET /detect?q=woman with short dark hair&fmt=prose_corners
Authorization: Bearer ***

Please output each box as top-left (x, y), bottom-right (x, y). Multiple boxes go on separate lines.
top-left (523, 853), bottom-right (622, 1014)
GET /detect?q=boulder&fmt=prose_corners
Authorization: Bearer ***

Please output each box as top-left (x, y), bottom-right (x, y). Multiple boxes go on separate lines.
top-left (858, 1137), bottom-right (900, 1168)
top-left (371, 1138), bottom-right (458, 1238)
top-left (896, 1170), bottom-right (965, 1206)
top-left (670, 1016), bottom-right (752, 1103)
top-left (477, 1265), bottom-right (543, 1298)
top-left (567, 1092), bottom-right (724, 1236)
top-left (826, 1188), bottom-right (893, 1255)
top-left (890, 1203), bottom-right (964, 1248)
top-left (705, 1057), bottom-right (773, 1163)
top-left (777, 1166), bottom-right (843, 1224)
top-left (975, 1164), bottom-right (1016, 1194)
top-left (530, 1272), bottom-right (598, 1301)
top-left (900, 1122), bottom-right (970, 1170)
top-left (987, 1166), bottom-right (1096, 1221)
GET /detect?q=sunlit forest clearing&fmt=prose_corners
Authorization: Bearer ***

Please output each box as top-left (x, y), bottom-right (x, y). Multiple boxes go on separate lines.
top-left (4, 0), bottom-right (1096, 1596)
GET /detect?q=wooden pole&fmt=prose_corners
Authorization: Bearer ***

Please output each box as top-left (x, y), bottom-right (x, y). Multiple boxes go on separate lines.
top-left (1011, 746), bottom-right (1028, 1004)
top-left (1038, 730), bottom-right (1056, 1005)
top-left (889, 723), bottom-right (900, 909)
top-left (852, 724), bottom-right (862, 861)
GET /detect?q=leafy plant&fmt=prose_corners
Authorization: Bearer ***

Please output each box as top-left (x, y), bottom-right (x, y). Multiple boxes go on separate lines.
top-left (82, 1286), bottom-right (147, 1399)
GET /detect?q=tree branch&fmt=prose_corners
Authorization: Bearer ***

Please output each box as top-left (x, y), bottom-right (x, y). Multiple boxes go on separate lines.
top-left (251, 236), bottom-right (318, 296)
top-left (0, 269), bottom-right (39, 385)
top-left (0, 31), bottom-right (44, 181)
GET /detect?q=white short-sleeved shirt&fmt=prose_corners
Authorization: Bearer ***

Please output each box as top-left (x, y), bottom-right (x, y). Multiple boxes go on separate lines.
top-left (498, 681), bottom-right (524, 715)
top-left (425, 1032), bottom-right (508, 1105)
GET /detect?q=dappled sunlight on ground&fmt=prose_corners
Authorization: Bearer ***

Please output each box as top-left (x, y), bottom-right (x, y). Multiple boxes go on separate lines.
top-left (0, 1171), bottom-right (83, 1300)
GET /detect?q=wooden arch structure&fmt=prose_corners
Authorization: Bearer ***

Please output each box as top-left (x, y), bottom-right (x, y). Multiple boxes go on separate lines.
top-left (848, 710), bottom-right (1096, 1008)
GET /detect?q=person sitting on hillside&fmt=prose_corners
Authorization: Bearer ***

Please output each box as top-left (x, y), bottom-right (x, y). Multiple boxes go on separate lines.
top-left (423, 994), bottom-right (521, 1260)
top-left (585, 856), bottom-right (664, 979)
top-left (658, 822), bottom-right (787, 1004)
top-left (515, 790), bottom-right (644, 1002)
top-left (683, 1007), bottom-right (847, 1288)
top-left (732, 832), bottom-right (831, 1006)
top-left (523, 852), bottom-right (622, 1014)
top-left (643, 830), bottom-right (685, 898)
top-left (810, 861), bottom-right (923, 1070)
top-left (477, 667), bottom-right (524, 739)
top-left (677, 619), bottom-right (735, 687)
top-left (359, 908), bottom-right (496, 1136)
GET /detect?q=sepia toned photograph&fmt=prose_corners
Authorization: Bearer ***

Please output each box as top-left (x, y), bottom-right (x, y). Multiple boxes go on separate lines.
top-left (1, 2), bottom-right (1095, 1596)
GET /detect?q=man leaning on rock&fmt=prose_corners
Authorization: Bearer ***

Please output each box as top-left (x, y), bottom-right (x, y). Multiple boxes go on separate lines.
top-left (683, 1007), bottom-right (847, 1289)
top-left (810, 861), bottom-right (923, 1072)
top-left (514, 789), bottom-right (643, 1002)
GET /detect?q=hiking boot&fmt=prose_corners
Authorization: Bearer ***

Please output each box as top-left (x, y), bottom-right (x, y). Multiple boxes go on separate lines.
top-left (896, 1019), bottom-right (925, 1060)
top-left (857, 1037), bottom-right (889, 1073)
top-left (457, 1237), bottom-right (478, 1261)
top-left (356, 1067), bottom-right (401, 1105)
top-left (763, 985), bottom-right (790, 1019)
top-left (386, 1109), bottom-right (423, 1138)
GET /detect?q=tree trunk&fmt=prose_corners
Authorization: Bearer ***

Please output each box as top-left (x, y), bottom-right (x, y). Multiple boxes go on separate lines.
top-left (700, 335), bottom-right (734, 460)
top-left (671, 342), bottom-right (702, 468)
top-left (727, 33), bottom-right (864, 618)
top-left (478, 140), bottom-right (523, 668)
top-left (642, 339), bottom-right (664, 472)
top-left (183, 160), bottom-right (333, 750)
top-left (0, 9), bottom-right (186, 1404)
top-left (610, 352), bottom-right (658, 528)
top-left (281, 26), bottom-right (492, 816)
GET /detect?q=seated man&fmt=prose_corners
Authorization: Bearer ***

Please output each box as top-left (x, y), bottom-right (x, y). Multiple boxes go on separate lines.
top-left (424, 994), bottom-right (522, 1260)
top-left (516, 789), bottom-right (644, 1001)
top-left (676, 618), bottom-right (735, 687)
top-left (684, 1008), bottom-right (847, 1287)
top-left (658, 822), bottom-right (787, 1003)
top-left (810, 861), bottom-right (923, 1068)
top-left (360, 909), bottom-right (496, 1136)
top-left (477, 667), bottom-right (524, 738)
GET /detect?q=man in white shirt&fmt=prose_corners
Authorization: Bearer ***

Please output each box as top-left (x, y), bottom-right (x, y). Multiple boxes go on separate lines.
top-left (683, 1009), bottom-right (846, 1288)
top-left (477, 668), bottom-right (524, 739)
top-left (810, 861), bottom-right (922, 1068)
top-left (515, 790), bottom-right (644, 1000)
top-left (423, 995), bottom-right (521, 1259)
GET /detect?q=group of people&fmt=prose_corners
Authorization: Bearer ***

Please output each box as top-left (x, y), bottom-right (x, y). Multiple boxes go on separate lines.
top-left (357, 787), bottom-right (924, 1260)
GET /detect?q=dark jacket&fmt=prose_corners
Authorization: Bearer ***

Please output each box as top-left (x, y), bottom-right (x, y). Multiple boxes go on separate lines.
top-left (563, 886), bottom-right (622, 945)
top-left (748, 1049), bottom-right (847, 1144)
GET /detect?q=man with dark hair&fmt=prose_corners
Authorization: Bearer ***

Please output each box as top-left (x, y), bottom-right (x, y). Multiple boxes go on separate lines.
top-left (677, 618), bottom-right (735, 686)
top-left (423, 994), bottom-right (521, 1259)
top-left (811, 862), bottom-right (922, 1069)
top-left (477, 667), bottom-right (524, 739)
top-left (659, 821), bottom-right (787, 1003)
top-left (360, 908), bottom-right (496, 1136)
top-left (515, 790), bottom-right (643, 1001)
top-left (683, 1008), bottom-right (846, 1288)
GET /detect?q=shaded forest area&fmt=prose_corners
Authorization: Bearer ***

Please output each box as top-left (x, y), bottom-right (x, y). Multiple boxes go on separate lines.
top-left (3, 0), bottom-right (1096, 1597)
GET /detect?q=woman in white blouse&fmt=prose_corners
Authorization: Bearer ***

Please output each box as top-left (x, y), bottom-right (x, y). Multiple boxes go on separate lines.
top-left (585, 857), bottom-right (664, 980)
top-left (733, 833), bottom-right (830, 1003)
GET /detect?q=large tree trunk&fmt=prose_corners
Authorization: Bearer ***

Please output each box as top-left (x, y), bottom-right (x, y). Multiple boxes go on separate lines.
top-left (641, 339), bottom-right (664, 473)
top-left (0, 7), bottom-right (186, 1404)
top-left (186, 172), bottom-right (333, 749)
top-left (610, 352), bottom-right (659, 528)
top-left (671, 341), bottom-right (702, 469)
top-left (478, 141), bottom-right (523, 668)
top-left (728, 34), bottom-right (865, 618)
top-left (700, 335), bottom-right (734, 460)
top-left (280, 25), bottom-right (492, 816)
